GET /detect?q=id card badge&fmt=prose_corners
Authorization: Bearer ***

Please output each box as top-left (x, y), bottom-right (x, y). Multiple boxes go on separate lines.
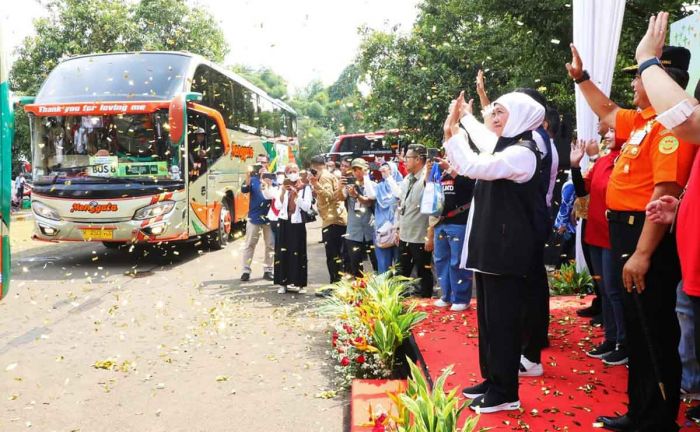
top-left (627, 129), bottom-right (647, 146)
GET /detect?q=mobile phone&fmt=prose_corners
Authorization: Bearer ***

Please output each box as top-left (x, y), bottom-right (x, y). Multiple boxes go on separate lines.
top-left (427, 148), bottom-right (439, 160)
top-left (262, 173), bottom-right (276, 181)
top-left (344, 176), bottom-right (356, 186)
top-left (310, 168), bottom-right (318, 177)
top-left (252, 164), bottom-right (263, 175)
top-left (283, 178), bottom-right (293, 186)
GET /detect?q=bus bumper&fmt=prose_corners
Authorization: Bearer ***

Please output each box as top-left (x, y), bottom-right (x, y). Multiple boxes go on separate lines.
top-left (32, 212), bottom-right (189, 244)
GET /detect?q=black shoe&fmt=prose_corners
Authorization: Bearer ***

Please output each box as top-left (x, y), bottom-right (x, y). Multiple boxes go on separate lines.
top-left (263, 271), bottom-right (274, 281)
top-left (686, 404), bottom-right (700, 422)
top-left (577, 304), bottom-right (601, 317)
top-left (468, 393), bottom-right (520, 413)
top-left (462, 381), bottom-right (491, 399)
top-left (587, 340), bottom-right (616, 359)
top-left (595, 414), bottom-right (633, 431)
top-left (240, 273), bottom-right (250, 282)
top-left (602, 345), bottom-right (628, 366)
top-left (590, 314), bottom-right (603, 327)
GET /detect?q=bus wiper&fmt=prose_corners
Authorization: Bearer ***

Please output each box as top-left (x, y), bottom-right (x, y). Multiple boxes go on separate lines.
top-left (49, 164), bottom-right (102, 185)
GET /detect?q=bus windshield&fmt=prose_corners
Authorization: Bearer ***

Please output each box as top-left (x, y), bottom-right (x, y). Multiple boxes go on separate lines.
top-left (30, 111), bottom-right (183, 185)
top-left (35, 53), bottom-right (190, 104)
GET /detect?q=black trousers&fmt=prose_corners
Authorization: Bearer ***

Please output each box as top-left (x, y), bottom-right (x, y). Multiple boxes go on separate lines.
top-left (476, 272), bottom-right (525, 401)
top-left (346, 239), bottom-right (378, 278)
top-left (609, 215), bottom-right (681, 431)
top-left (397, 241), bottom-right (434, 298)
top-left (522, 240), bottom-right (549, 363)
top-left (322, 224), bottom-right (346, 283)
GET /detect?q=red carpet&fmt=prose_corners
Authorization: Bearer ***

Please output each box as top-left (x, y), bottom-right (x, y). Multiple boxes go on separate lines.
top-left (412, 296), bottom-right (700, 431)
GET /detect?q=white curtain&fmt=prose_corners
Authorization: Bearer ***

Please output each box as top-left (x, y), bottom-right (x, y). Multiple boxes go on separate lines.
top-left (572, 0), bottom-right (626, 271)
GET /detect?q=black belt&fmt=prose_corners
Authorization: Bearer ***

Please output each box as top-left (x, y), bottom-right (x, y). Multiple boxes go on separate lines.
top-left (606, 210), bottom-right (644, 226)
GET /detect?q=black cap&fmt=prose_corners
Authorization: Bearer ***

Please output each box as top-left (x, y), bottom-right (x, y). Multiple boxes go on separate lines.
top-left (623, 45), bottom-right (691, 74)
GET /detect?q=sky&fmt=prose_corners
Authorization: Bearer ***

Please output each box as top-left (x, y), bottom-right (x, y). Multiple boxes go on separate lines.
top-left (1, 0), bottom-right (421, 92)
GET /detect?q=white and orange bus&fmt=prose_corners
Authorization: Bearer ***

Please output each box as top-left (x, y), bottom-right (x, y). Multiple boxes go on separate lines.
top-left (23, 51), bottom-right (298, 249)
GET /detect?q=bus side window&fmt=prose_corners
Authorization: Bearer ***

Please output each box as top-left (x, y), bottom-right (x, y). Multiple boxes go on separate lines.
top-left (209, 119), bottom-right (224, 161)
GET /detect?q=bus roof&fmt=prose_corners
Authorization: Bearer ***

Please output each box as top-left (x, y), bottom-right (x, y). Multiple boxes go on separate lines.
top-left (36, 51), bottom-right (296, 115)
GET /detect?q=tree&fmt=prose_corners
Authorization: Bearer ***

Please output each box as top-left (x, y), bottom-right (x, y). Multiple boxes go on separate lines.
top-left (230, 65), bottom-right (289, 100)
top-left (9, 0), bottom-right (228, 163)
top-left (356, 0), bottom-right (698, 146)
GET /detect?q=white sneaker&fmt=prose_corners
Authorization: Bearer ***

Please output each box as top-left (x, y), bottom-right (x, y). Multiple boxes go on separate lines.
top-left (277, 286), bottom-right (287, 294)
top-left (434, 299), bottom-right (451, 308)
top-left (518, 355), bottom-right (543, 377)
top-left (450, 303), bottom-right (469, 311)
top-left (297, 287), bottom-right (307, 294)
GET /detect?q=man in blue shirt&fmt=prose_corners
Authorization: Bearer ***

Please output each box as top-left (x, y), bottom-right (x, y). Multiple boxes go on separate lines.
top-left (240, 154), bottom-right (274, 281)
top-left (554, 177), bottom-right (576, 268)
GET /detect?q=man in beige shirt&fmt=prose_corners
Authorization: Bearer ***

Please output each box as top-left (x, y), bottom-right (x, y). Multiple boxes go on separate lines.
top-left (309, 155), bottom-right (348, 284)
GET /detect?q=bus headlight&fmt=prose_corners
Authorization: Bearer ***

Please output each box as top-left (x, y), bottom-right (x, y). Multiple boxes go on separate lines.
top-left (32, 201), bottom-right (61, 221)
top-left (133, 201), bottom-right (176, 220)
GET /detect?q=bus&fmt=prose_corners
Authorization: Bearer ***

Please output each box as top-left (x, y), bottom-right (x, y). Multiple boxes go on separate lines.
top-left (326, 130), bottom-right (406, 180)
top-left (23, 51), bottom-right (298, 250)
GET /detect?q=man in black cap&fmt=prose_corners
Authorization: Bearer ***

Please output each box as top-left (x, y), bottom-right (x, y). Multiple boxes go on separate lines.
top-left (567, 43), bottom-right (695, 431)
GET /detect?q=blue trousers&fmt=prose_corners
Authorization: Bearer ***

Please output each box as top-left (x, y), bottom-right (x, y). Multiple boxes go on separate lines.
top-left (677, 282), bottom-right (700, 393)
top-left (433, 224), bottom-right (472, 304)
top-left (375, 245), bottom-right (398, 274)
top-left (589, 245), bottom-right (626, 344)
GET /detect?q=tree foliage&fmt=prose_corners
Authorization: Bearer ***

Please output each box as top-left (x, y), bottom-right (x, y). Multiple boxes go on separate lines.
top-left (230, 65), bottom-right (289, 100)
top-left (9, 0), bottom-right (228, 162)
top-left (357, 0), bottom-right (698, 146)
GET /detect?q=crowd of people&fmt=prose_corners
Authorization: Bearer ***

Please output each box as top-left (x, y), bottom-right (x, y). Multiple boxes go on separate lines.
top-left (238, 11), bottom-right (700, 431)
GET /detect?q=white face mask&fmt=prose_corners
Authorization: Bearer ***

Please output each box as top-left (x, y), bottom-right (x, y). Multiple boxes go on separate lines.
top-left (276, 174), bottom-right (285, 184)
top-left (287, 173), bottom-right (300, 182)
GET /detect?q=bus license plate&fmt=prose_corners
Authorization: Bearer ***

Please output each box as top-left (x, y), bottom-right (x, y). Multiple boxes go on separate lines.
top-left (81, 228), bottom-right (114, 240)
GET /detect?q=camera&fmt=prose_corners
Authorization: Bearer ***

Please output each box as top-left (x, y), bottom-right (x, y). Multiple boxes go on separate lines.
top-left (251, 164), bottom-right (263, 175)
top-left (427, 148), bottom-right (441, 161)
top-left (310, 168), bottom-right (318, 177)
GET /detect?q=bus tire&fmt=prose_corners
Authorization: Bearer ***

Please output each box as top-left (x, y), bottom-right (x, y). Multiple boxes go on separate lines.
top-left (103, 241), bottom-right (126, 250)
top-left (208, 200), bottom-right (232, 250)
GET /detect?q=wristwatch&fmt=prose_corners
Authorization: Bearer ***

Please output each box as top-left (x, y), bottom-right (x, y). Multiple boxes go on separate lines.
top-left (638, 57), bottom-right (663, 76)
top-left (574, 70), bottom-right (590, 84)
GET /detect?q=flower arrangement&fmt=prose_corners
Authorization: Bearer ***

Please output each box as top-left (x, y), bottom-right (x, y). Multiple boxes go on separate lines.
top-left (549, 261), bottom-right (594, 296)
top-left (319, 272), bottom-right (427, 387)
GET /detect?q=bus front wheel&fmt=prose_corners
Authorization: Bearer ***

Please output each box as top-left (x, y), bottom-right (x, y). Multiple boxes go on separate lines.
top-left (207, 200), bottom-right (232, 250)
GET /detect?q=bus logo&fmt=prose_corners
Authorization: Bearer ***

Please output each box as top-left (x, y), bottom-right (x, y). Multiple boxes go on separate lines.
top-left (70, 201), bottom-right (119, 214)
top-left (231, 145), bottom-right (254, 161)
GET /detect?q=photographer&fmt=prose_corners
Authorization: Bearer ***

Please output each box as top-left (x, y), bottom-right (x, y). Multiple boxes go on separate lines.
top-left (341, 158), bottom-right (378, 277)
top-left (240, 155), bottom-right (275, 282)
top-left (309, 155), bottom-right (348, 284)
top-left (274, 163), bottom-right (313, 294)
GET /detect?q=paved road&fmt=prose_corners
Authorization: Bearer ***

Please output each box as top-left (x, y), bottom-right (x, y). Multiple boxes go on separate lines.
top-left (0, 218), bottom-right (345, 432)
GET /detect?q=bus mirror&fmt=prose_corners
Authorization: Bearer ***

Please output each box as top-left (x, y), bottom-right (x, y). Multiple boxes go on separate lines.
top-left (168, 92), bottom-right (203, 144)
top-left (185, 92), bottom-right (202, 102)
top-left (13, 96), bottom-right (35, 108)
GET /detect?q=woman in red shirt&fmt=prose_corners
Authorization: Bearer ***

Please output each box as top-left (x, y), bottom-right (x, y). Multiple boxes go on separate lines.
top-left (570, 126), bottom-right (627, 366)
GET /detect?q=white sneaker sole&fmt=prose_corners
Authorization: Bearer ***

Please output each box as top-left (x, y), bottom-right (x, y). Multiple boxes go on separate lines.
top-left (602, 357), bottom-right (628, 366)
top-left (470, 400), bottom-right (521, 413)
top-left (462, 391), bottom-right (486, 399)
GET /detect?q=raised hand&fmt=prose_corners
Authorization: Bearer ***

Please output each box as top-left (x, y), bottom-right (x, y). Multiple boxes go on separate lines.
top-left (476, 70), bottom-right (486, 95)
top-left (586, 139), bottom-right (600, 157)
top-left (459, 98), bottom-right (474, 119)
top-left (636, 12), bottom-right (668, 63)
top-left (645, 195), bottom-right (679, 225)
top-left (569, 139), bottom-right (586, 168)
top-left (565, 44), bottom-right (584, 80)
